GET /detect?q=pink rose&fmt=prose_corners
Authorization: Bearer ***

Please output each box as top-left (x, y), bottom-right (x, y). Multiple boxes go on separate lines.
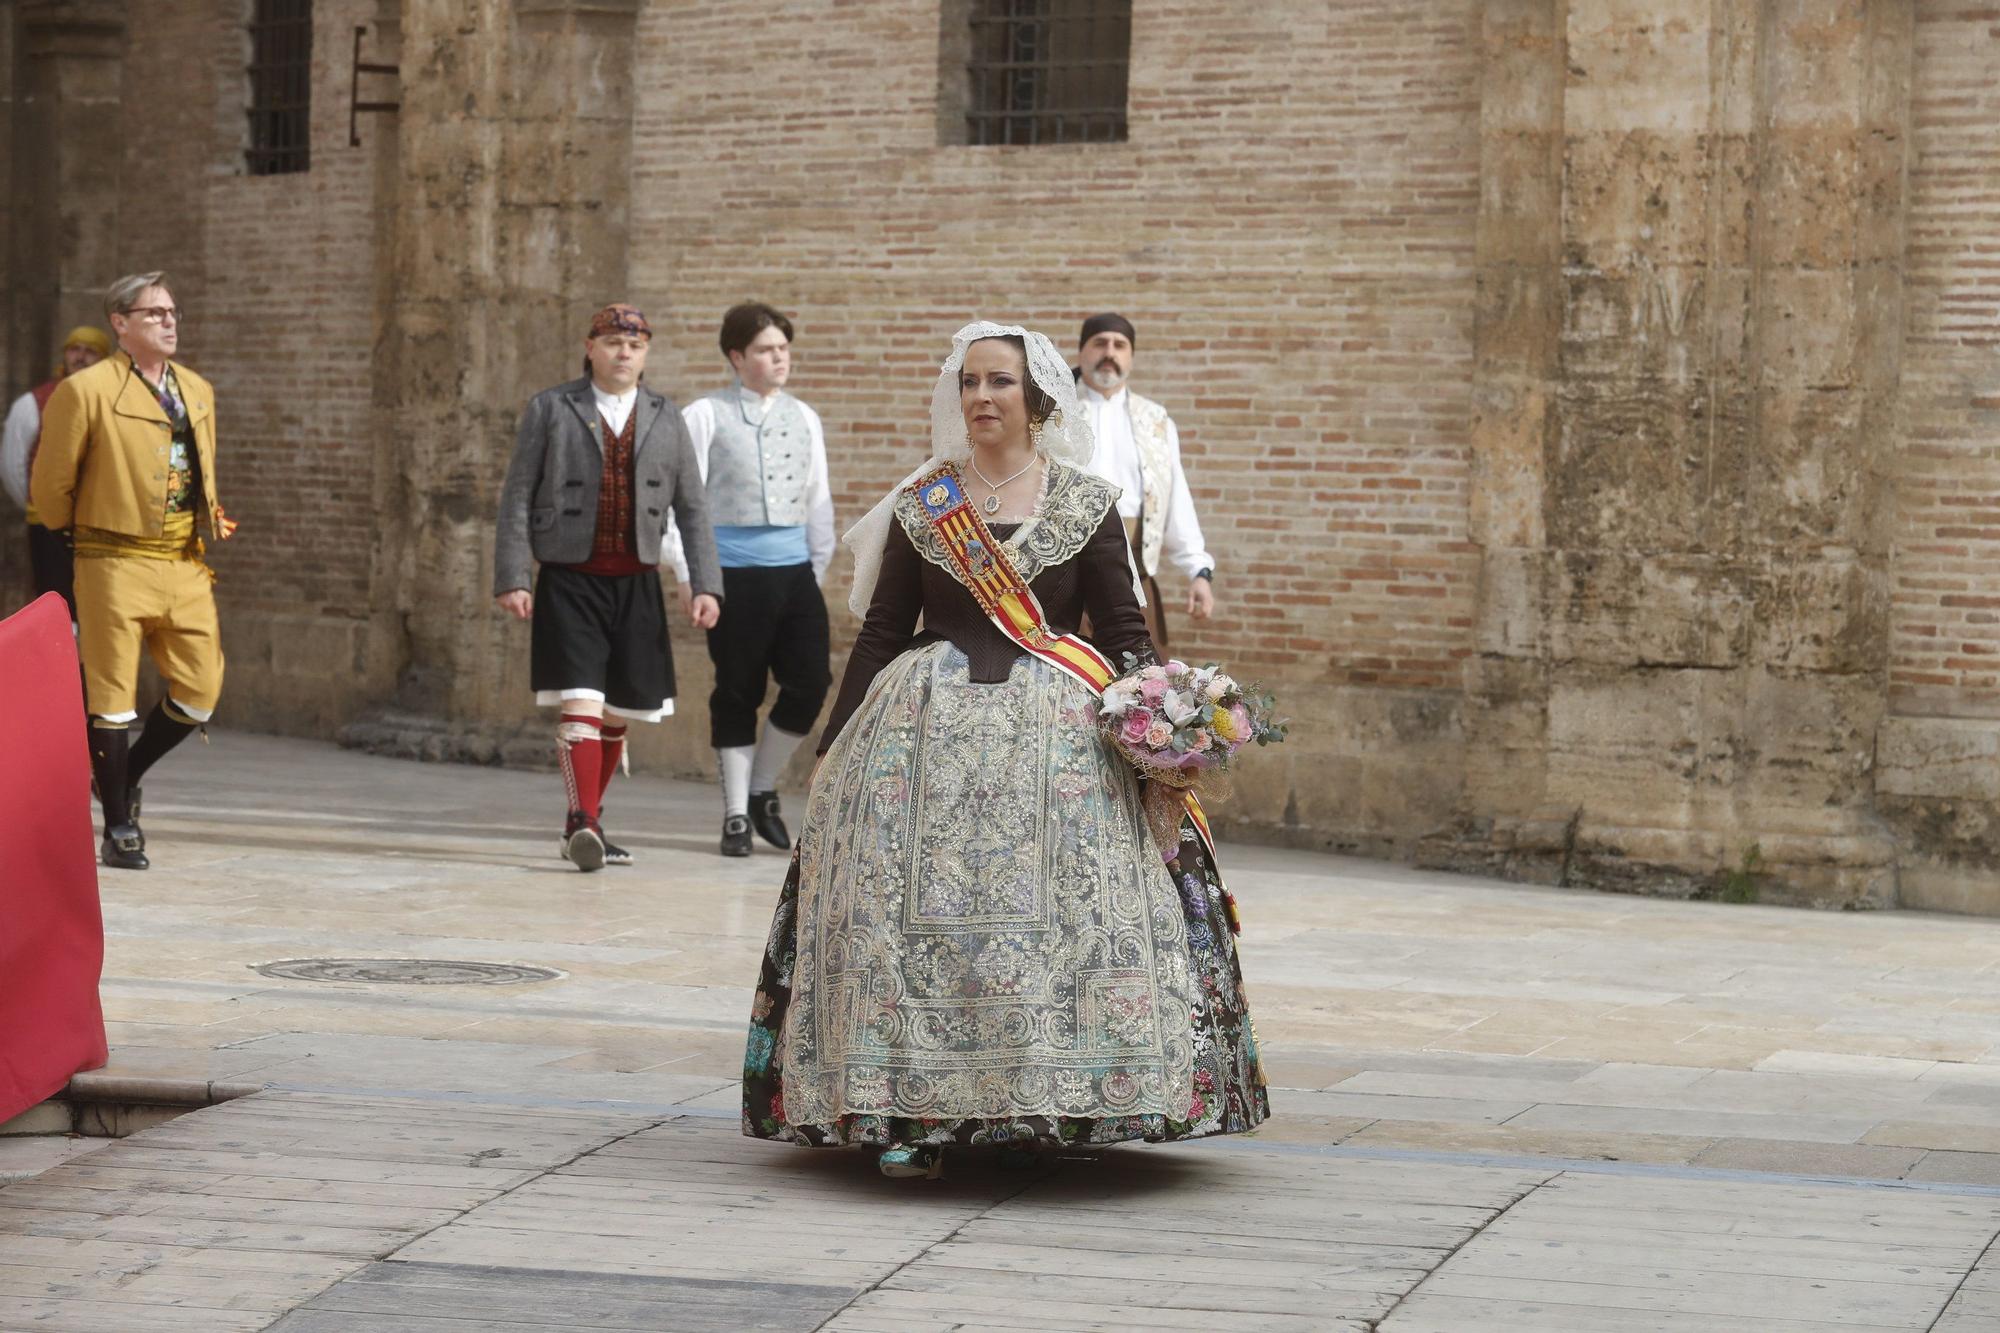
top-left (1143, 720), bottom-right (1174, 749)
top-left (1139, 676), bottom-right (1170, 704)
top-left (1189, 729), bottom-right (1214, 752)
top-left (1229, 704), bottom-right (1253, 738)
top-left (1119, 708), bottom-right (1154, 746)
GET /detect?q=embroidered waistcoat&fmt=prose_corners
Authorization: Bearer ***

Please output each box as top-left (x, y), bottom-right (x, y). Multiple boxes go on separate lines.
top-left (702, 388), bottom-right (812, 527)
top-left (1126, 390), bottom-right (1173, 577)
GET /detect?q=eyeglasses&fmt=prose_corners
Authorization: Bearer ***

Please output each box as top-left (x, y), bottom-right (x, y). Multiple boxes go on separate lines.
top-left (120, 306), bottom-right (183, 325)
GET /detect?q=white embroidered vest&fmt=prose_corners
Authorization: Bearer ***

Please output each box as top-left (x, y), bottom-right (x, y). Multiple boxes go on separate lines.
top-left (1126, 391), bottom-right (1173, 577)
top-left (703, 388), bottom-right (813, 527)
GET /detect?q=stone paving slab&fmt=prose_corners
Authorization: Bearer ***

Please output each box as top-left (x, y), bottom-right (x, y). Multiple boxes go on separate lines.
top-left (13, 1093), bottom-right (2000, 1331)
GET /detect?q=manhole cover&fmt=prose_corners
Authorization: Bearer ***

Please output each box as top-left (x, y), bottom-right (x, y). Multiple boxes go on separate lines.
top-left (253, 958), bottom-right (565, 986)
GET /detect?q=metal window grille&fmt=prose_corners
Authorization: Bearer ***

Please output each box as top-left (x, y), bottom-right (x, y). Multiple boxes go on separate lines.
top-left (965, 0), bottom-right (1130, 146)
top-left (245, 0), bottom-right (312, 175)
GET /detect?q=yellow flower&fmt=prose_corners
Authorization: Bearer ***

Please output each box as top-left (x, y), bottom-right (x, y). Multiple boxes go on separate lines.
top-left (1212, 710), bottom-right (1238, 742)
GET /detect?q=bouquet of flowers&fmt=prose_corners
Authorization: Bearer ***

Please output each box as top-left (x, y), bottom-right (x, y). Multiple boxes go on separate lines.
top-left (1099, 656), bottom-right (1287, 848)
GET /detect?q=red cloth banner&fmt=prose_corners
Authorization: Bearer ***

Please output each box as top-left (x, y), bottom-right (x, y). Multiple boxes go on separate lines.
top-left (0, 592), bottom-right (107, 1123)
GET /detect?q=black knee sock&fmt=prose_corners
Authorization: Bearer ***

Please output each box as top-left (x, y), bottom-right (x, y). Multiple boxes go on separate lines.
top-left (90, 725), bottom-right (132, 827)
top-left (128, 702), bottom-right (198, 785)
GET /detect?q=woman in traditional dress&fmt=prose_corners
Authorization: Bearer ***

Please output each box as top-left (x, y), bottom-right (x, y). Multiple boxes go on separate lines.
top-left (741, 322), bottom-right (1267, 1178)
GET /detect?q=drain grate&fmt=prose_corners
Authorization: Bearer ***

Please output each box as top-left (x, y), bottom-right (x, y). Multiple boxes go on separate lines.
top-left (253, 958), bottom-right (564, 986)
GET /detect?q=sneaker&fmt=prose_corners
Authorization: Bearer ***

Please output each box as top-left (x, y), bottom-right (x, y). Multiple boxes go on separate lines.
top-left (101, 822), bottom-right (149, 871)
top-left (602, 837), bottom-right (633, 867)
top-left (720, 814), bottom-right (753, 857)
top-left (747, 791), bottom-right (791, 851)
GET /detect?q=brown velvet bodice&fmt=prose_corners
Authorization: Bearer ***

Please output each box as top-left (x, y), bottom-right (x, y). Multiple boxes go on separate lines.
top-left (819, 503), bottom-right (1159, 755)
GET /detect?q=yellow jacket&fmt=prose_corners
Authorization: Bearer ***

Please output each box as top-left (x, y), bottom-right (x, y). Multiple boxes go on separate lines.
top-left (31, 352), bottom-right (223, 539)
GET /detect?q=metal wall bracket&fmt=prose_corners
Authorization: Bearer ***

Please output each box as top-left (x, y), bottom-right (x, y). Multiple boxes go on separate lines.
top-left (349, 24), bottom-right (399, 147)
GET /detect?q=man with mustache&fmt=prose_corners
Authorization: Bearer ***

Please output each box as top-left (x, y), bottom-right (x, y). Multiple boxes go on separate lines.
top-left (1073, 313), bottom-right (1217, 646)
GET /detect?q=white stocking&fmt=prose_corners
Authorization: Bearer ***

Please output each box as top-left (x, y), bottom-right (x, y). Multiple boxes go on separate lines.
top-left (749, 724), bottom-right (806, 794)
top-left (719, 745), bottom-right (753, 818)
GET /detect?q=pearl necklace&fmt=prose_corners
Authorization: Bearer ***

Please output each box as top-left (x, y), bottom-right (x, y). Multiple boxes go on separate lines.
top-left (969, 452), bottom-right (1039, 515)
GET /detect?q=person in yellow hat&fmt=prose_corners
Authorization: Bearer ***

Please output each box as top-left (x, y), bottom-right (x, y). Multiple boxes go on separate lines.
top-left (1, 324), bottom-right (113, 620)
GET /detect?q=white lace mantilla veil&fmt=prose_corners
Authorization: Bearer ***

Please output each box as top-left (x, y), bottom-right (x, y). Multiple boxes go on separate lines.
top-left (842, 320), bottom-right (1142, 617)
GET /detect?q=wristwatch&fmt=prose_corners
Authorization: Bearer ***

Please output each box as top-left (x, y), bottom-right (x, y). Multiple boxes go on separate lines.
top-left (1193, 567), bottom-right (1214, 584)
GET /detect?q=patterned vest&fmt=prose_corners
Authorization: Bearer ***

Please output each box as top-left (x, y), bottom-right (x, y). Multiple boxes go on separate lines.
top-left (1126, 390), bottom-right (1174, 578)
top-left (568, 407), bottom-right (647, 576)
top-left (703, 387), bottom-right (812, 527)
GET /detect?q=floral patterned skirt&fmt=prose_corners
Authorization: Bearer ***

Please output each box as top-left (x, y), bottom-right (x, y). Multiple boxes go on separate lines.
top-left (741, 648), bottom-right (1269, 1153)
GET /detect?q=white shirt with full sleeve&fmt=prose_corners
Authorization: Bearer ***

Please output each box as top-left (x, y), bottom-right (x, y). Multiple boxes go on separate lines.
top-left (1078, 383), bottom-right (1216, 582)
top-left (591, 382), bottom-right (637, 437)
top-left (666, 385), bottom-right (836, 584)
top-left (1, 391), bottom-right (40, 512)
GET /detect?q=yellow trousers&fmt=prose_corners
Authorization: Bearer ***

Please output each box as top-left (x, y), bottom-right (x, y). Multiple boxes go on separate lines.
top-left (75, 554), bottom-right (224, 722)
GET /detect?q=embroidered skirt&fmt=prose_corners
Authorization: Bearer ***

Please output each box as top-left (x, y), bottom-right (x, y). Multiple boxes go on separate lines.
top-left (742, 641), bottom-right (1268, 1150)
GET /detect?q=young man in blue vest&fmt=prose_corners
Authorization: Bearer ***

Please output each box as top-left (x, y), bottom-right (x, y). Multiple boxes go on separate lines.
top-left (670, 303), bottom-right (834, 857)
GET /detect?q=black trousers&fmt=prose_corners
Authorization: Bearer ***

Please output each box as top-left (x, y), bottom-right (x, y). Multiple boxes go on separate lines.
top-left (707, 563), bottom-right (831, 748)
top-left (27, 523), bottom-right (76, 620)
top-left (530, 566), bottom-right (673, 712)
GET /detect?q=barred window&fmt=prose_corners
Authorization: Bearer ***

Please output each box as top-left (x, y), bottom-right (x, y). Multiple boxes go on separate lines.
top-left (962, 0), bottom-right (1131, 146)
top-left (245, 0), bottom-right (312, 175)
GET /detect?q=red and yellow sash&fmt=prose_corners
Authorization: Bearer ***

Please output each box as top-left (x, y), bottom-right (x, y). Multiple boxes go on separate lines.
top-left (909, 464), bottom-right (1235, 928)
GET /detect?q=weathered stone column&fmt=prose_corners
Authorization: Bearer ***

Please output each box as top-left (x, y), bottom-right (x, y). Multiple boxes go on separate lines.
top-left (351, 0), bottom-right (639, 759)
top-left (0, 2), bottom-right (123, 611)
top-left (1451, 1), bottom-right (1912, 906)
top-left (4, 1), bottom-right (124, 395)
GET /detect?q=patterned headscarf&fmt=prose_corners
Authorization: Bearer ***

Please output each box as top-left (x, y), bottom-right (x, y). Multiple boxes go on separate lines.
top-left (588, 304), bottom-right (652, 340)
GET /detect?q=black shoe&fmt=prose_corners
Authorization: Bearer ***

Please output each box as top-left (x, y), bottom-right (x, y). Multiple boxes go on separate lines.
top-left (101, 822), bottom-right (149, 870)
top-left (720, 814), bottom-right (753, 857)
top-left (562, 813), bottom-right (606, 872)
top-left (747, 791), bottom-right (791, 850)
top-left (602, 837), bottom-right (633, 867)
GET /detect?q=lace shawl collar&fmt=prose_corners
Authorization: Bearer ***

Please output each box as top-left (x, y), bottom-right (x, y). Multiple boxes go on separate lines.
top-left (894, 459), bottom-right (1117, 587)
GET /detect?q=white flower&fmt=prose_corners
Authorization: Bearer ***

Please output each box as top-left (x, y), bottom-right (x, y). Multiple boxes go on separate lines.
top-left (1162, 689), bottom-right (1201, 727)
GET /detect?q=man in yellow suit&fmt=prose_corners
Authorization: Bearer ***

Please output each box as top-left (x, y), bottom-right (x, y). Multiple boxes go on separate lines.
top-left (32, 272), bottom-right (236, 870)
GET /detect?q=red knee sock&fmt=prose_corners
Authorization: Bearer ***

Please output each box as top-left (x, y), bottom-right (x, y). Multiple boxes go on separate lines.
top-left (557, 713), bottom-right (603, 821)
top-left (598, 723), bottom-right (627, 806)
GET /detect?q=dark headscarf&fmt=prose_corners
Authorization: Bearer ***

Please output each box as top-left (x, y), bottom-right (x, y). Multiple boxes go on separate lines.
top-left (1079, 312), bottom-right (1137, 349)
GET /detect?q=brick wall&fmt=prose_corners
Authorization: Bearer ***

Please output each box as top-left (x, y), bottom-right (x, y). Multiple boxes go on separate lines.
top-left (113, 0), bottom-right (393, 732)
top-left (1890, 2), bottom-right (2000, 717)
top-left (200, 0), bottom-right (390, 732)
top-left (627, 0), bottom-right (1484, 839)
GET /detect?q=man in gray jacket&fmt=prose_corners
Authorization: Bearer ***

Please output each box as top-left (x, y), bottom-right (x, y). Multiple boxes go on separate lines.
top-left (495, 303), bottom-right (722, 871)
